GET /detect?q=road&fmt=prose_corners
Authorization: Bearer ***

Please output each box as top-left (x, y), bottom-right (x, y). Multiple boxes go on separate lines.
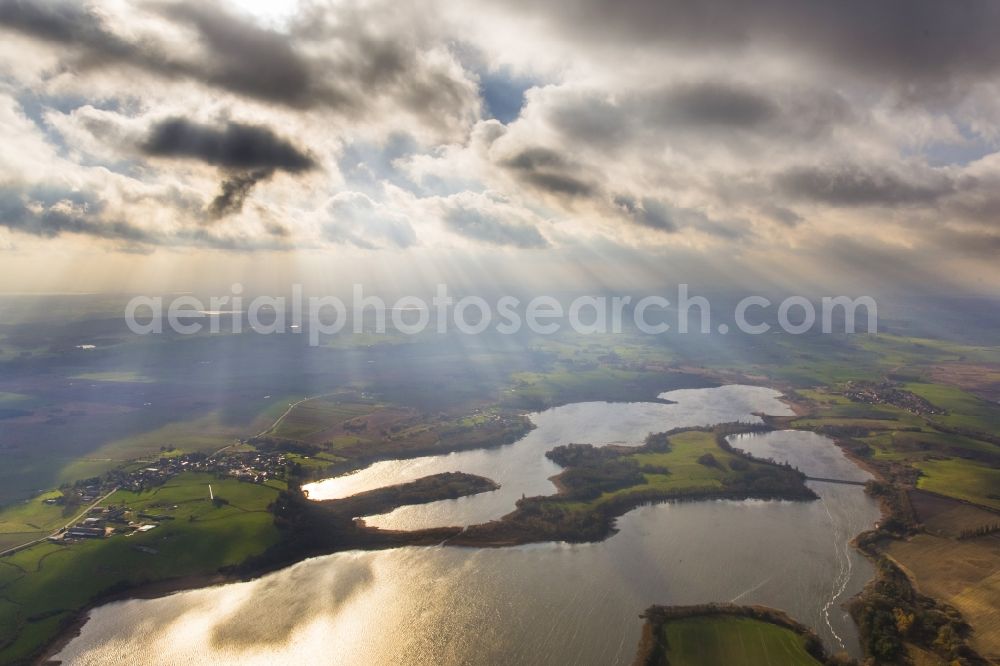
top-left (0, 486), bottom-right (119, 558)
top-left (205, 393), bottom-right (337, 461)
top-left (2, 393), bottom-right (334, 557)
top-left (804, 476), bottom-right (868, 487)
top-left (253, 393), bottom-right (339, 439)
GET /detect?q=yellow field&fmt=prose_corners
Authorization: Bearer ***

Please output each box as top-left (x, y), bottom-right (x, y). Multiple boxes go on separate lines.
top-left (888, 534), bottom-right (1000, 661)
top-left (909, 490), bottom-right (999, 538)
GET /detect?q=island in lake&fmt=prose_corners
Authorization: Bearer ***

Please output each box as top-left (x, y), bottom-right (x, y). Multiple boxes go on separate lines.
top-left (0, 333), bottom-right (997, 666)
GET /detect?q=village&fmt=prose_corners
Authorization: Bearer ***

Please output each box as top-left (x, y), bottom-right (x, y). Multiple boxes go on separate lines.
top-left (45, 449), bottom-right (289, 544)
top-left (842, 380), bottom-right (947, 416)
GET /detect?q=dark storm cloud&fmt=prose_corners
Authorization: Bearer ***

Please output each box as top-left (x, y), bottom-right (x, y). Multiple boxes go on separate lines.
top-left (289, 6), bottom-right (481, 130)
top-left (0, 0), bottom-right (476, 123)
top-left (776, 164), bottom-right (955, 207)
top-left (0, 185), bottom-right (152, 241)
top-left (654, 82), bottom-right (777, 128)
top-left (0, 184), bottom-right (291, 249)
top-left (207, 169), bottom-right (272, 219)
top-left (514, 0), bottom-right (1000, 92)
top-left (156, 2), bottom-right (329, 109)
top-left (545, 81), bottom-right (850, 154)
top-left (443, 206), bottom-right (549, 248)
top-left (933, 227), bottom-right (1000, 260)
top-left (613, 195), bottom-right (677, 232)
top-left (141, 119), bottom-right (315, 172)
top-left (947, 192), bottom-right (1000, 225)
top-left (0, 0), bottom-right (211, 99)
top-left (759, 204), bottom-right (803, 227)
top-left (501, 148), bottom-right (564, 172)
top-left (521, 172), bottom-right (594, 197)
top-left (160, 3), bottom-right (459, 115)
top-left (500, 148), bottom-right (595, 197)
top-left (546, 97), bottom-right (628, 149)
top-left (0, 0), bottom-right (343, 108)
top-left (140, 118), bottom-right (315, 218)
top-left (0, 0), bottom-right (133, 58)
top-left (612, 193), bottom-right (748, 239)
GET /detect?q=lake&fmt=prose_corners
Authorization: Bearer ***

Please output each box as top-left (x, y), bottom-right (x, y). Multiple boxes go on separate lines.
top-left (55, 386), bottom-right (880, 664)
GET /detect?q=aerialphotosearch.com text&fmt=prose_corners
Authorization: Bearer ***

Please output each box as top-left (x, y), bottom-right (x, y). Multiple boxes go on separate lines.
top-left (124, 284), bottom-right (878, 346)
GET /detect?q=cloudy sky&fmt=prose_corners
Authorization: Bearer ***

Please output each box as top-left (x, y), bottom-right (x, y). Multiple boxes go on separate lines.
top-left (0, 0), bottom-right (998, 294)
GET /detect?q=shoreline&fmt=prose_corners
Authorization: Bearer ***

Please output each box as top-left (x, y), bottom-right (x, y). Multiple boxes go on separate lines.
top-left (37, 523), bottom-right (463, 664)
top-left (36, 383), bottom-right (861, 663)
top-left (774, 386), bottom-right (990, 663)
top-left (39, 573), bottom-right (230, 665)
top-left (295, 394), bottom-right (689, 487)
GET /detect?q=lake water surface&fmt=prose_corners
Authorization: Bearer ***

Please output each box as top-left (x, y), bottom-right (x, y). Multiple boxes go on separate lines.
top-left (55, 386), bottom-right (880, 665)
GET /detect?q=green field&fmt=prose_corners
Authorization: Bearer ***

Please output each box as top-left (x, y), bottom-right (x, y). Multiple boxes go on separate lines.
top-left (0, 473), bottom-right (282, 663)
top-left (0, 392), bottom-right (32, 405)
top-left (788, 382), bottom-right (1000, 510)
top-left (505, 366), bottom-right (709, 409)
top-left (552, 430), bottom-right (733, 513)
top-left (661, 616), bottom-right (822, 666)
top-left (628, 431), bottom-right (738, 492)
top-left (2, 312), bottom-right (1000, 662)
top-left (793, 388), bottom-right (924, 425)
top-left (553, 430), bottom-right (800, 515)
top-left (269, 398), bottom-right (377, 441)
top-left (916, 459), bottom-right (1000, 510)
top-left (878, 429), bottom-right (996, 457)
top-left (903, 382), bottom-right (1000, 432)
top-left (0, 491), bottom-right (68, 552)
top-left (53, 403), bottom-right (292, 484)
top-left (71, 371), bottom-right (154, 383)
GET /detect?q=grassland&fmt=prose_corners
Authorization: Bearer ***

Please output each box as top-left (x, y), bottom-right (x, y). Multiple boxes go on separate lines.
top-left (1, 313), bottom-right (999, 664)
top-left (0, 392), bottom-right (31, 405)
top-left (0, 320), bottom-right (560, 503)
top-left (928, 363), bottom-right (1000, 403)
top-left (914, 459), bottom-right (1000, 510)
top-left (684, 330), bottom-right (1000, 393)
top-left (0, 473), bottom-right (282, 663)
top-left (629, 431), bottom-right (753, 491)
top-left (711, 334), bottom-right (1000, 664)
top-left (0, 491), bottom-right (68, 552)
top-left (503, 366), bottom-right (711, 409)
top-left (70, 371), bottom-right (154, 383)
top-left (54, 410), bottom-right (248, 484)
top-left (315, 472), bottom-right (499, 519)
top-left (255, 395), bottom-right (534, 477)
top-left (456, 426), bottom-right (814, 546)
top-left (788, 380), bottom-right (999, 663)
top-left (267, 396), bottom-right (391, 444)
top-left (659, 616), bottom-right (822, 666)
top-left (634, 605), bottom-right (827, 666)
top-left (553, 430), bottom-right (774, 512)
top-left (0, 385), bottom-right (310, 505)
top-left (904, 382), bottom-right (1000, 432)
top-left (785, 383), bottom-right (1000, 509)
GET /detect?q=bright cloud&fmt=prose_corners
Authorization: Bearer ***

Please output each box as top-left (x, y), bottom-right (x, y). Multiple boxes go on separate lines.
top-left (0, 0), bottom-right (998, 292)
